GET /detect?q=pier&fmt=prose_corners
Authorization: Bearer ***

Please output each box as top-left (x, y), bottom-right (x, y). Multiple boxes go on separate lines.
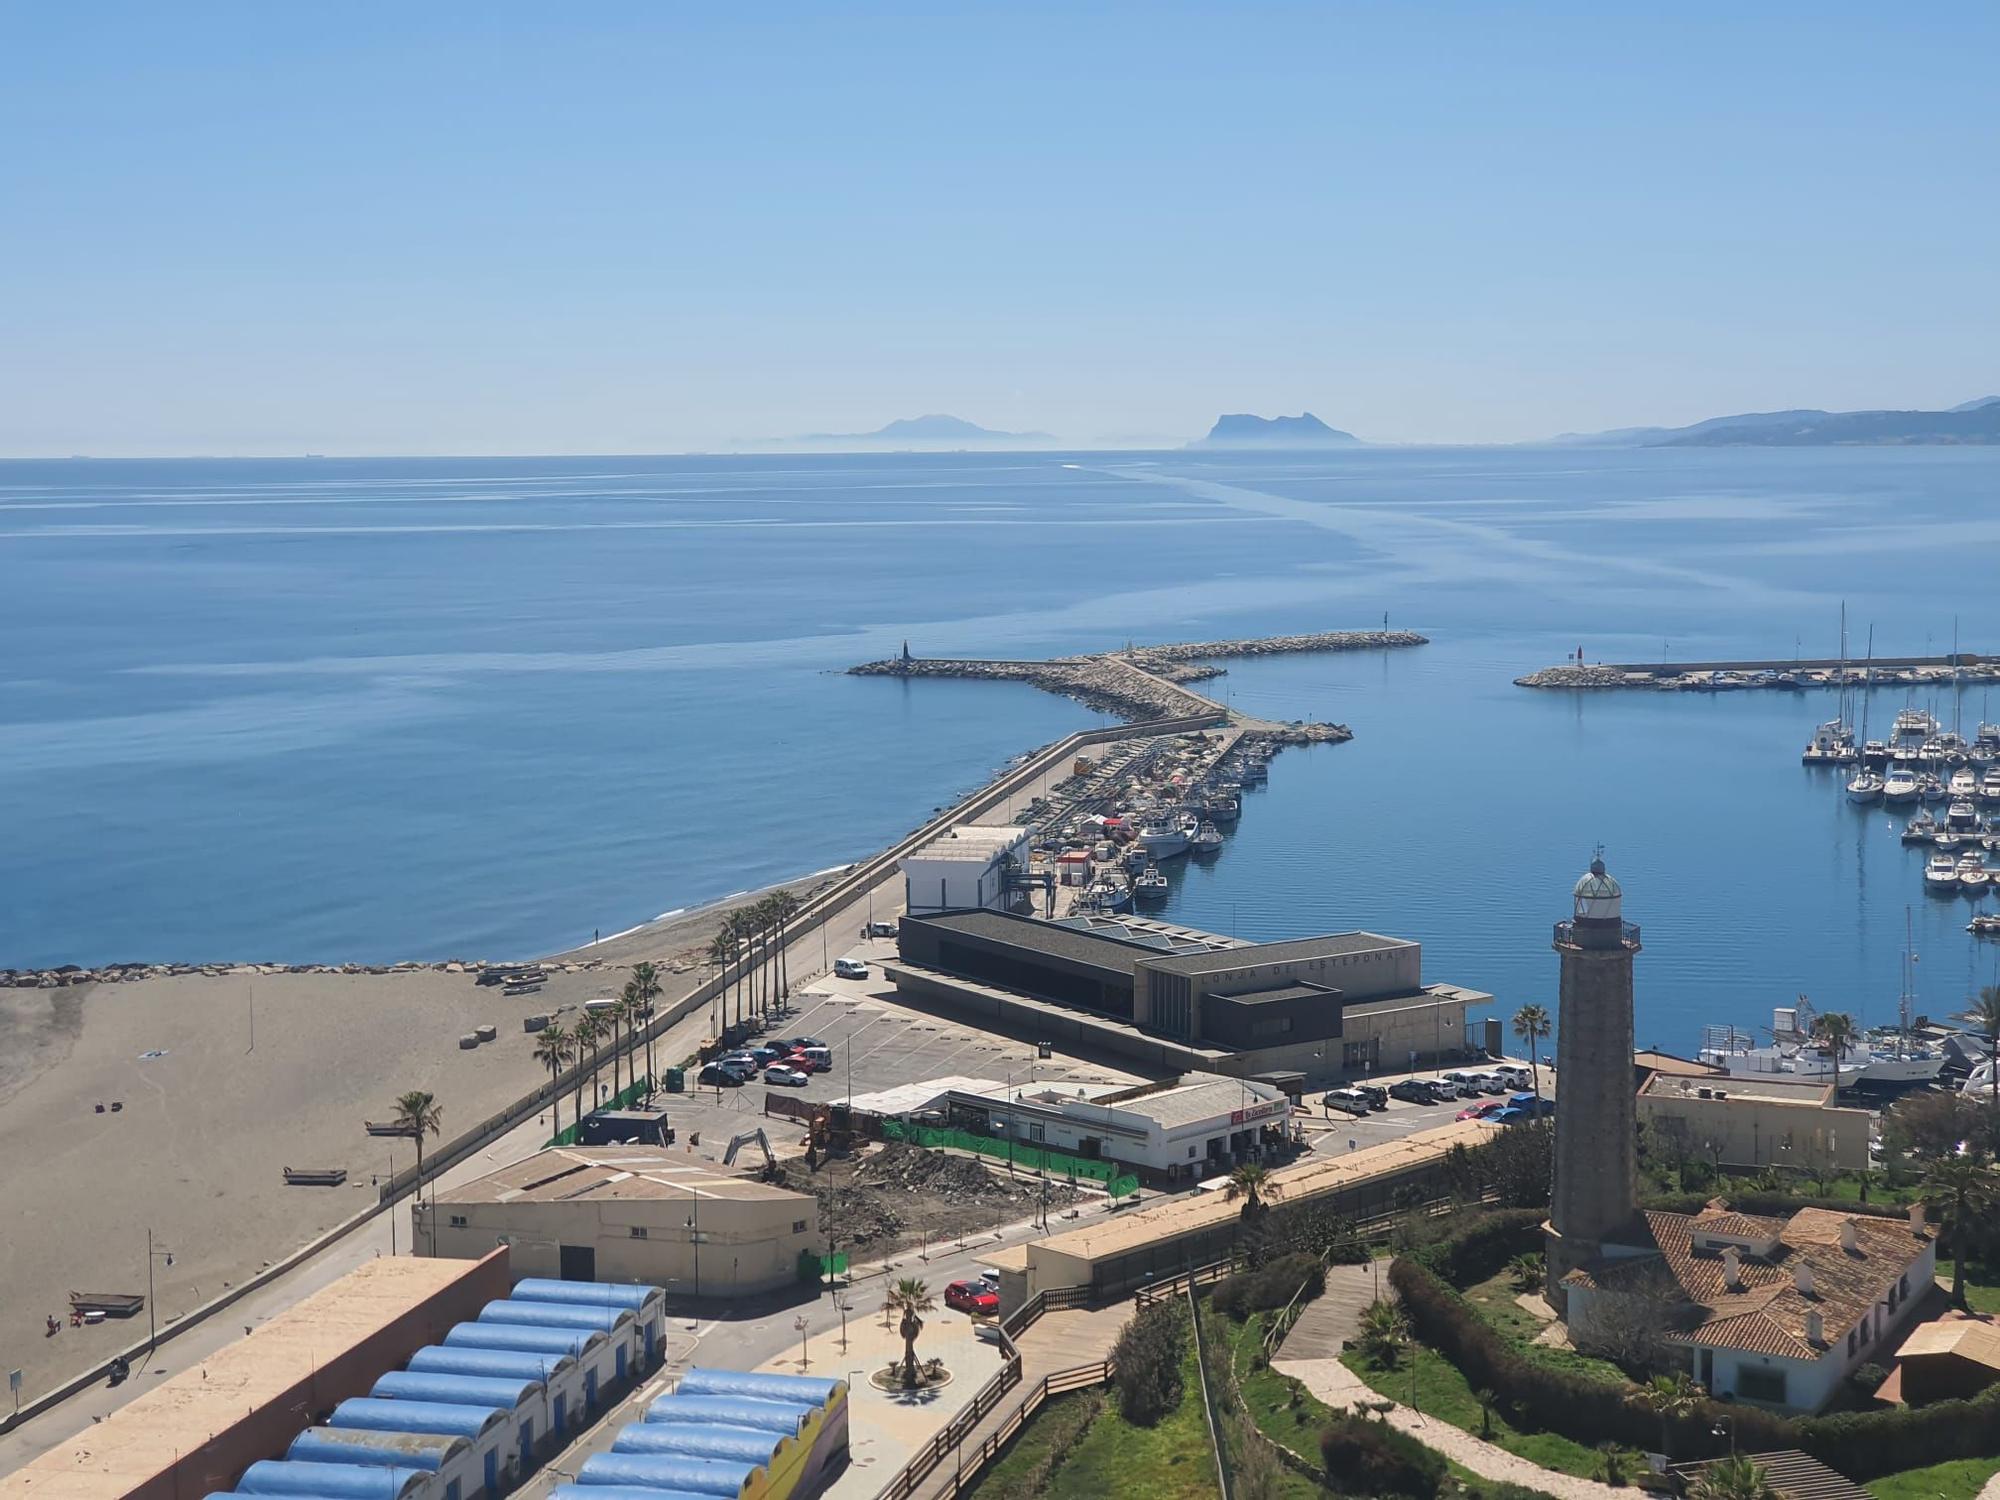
top-left (850, 628), bottom-right (1427, 727)
top-left (1517, 651), bottom-right (2000, 692)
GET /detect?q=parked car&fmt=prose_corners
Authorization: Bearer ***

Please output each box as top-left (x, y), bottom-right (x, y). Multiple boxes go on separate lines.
top-left (1506, 1091), bottom-right (1549, 1113)
top-left (1440, 1071), bottom-right (1486, 1093)
top-left (1490, 1106), bottom-right (1529, 1125)
top-left (750, 1043), bottom-right (789, 1066)
top-left (1456, 1099), bottom-right (1506, 1121)
top-left (866, 921), bottom-right (899, 938)
top-left (700, 1062), bottom-right (750, 1087)
top-left (944, 1279), bottom-right (1000, 1316)
top-left (1353, 1084), bottom-right (1388, 1111)
top-left (1427, 1078), bottom-right (1462, 1101)
top-left (765, 1065), bottom-right (811, 1087)
top-left (1388, 1079), bottom-right (1436, 1104)
top-left (834, 957), bottom-right (869, 979)
top-left (1322, 1088), bottom-right (1371, 1117)
top-left (1492, 1066), bottom-right (1532, 1089)
top-left (977, 1267), bottom-right (1002, 1291)
top-left (784, 1051), bottom-right (825, 1073)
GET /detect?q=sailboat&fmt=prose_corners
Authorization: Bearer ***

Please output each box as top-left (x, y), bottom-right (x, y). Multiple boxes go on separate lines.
top-left (1846, 627), bottom-right (1885, 802)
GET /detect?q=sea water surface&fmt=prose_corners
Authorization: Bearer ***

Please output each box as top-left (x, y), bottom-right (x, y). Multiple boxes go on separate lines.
top-left (5, 447), bottom-right (1999, 1051)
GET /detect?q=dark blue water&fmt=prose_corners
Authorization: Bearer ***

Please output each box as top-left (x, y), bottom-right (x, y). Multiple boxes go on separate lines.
top-left (6, 448), bottom-right (1999, 1051)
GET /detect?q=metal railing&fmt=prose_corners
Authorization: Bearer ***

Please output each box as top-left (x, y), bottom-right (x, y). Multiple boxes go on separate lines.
top-left (1552, 918), bottom-right (1641, 947)
top-left (880, 1357), bottom-right (1116, 1500)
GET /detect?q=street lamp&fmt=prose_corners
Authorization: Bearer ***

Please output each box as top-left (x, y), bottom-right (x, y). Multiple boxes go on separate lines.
top-left (145, 1229), bottom-right (174, 1354)
top-left (794, 1316), bottom-right (812, 1371)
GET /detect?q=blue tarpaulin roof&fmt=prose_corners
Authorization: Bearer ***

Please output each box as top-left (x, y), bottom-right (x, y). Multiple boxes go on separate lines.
top-left (676, 1370), bottom-right (845, 1406)
top-left (575, 1451), bottom-right (759, 1498)
top-left (372, 1370), bottom-right (541, 1410)
top-left (237, 1462), bottom-right (430, 1500)
top-left (445, 1321), bottom-right (599, 1356)
top-left (642, 1395), bottom-right (812, 1435)
top-left (330, 1399), bottom-right (505, 1440)
top-left (287, 1429), bottom-right (466, 1472)
top-left (513, 1278), bottom-right (663, 1312)
top-left (612, 1425), bottom-right (784, 1465)
top-left (477, 1300), bottom-right (632, 1334)
top-left (408, 1345), bottom-right (573, 1383)
top-left (552, 1486), bottom-right (717, 1500)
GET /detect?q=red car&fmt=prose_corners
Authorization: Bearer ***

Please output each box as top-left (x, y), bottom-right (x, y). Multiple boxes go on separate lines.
top-left (944, 1279), bottom-right (1000, 1316)
top-left (1456, 1099), bottom-right (1506, 1122)
top-left (784, 1051), bottom-right (825, 1074)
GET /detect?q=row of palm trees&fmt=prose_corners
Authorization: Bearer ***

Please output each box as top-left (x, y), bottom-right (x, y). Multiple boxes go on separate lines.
top-left (529, 961), bottom-right (665, 1140)
top-left (706, 891), bottom-right (803, 1034)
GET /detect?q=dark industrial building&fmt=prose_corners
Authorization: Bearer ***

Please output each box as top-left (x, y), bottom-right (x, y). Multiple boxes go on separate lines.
top-left (892, 909), bottom-right (1487, 1076)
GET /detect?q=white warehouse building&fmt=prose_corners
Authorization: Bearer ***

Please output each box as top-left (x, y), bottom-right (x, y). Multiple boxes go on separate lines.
top-left (900, 824), bottom-right (1035, 917)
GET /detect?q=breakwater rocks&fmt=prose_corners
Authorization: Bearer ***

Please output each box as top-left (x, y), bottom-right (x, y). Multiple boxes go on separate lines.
top-left (0, 957), bottom-right (624, 990)
top-left (850, 629), bottom-right (1428, 722)
top-left (1519, 657), bottom-right (2000, 692)
top-left (1244, 723), bottom-right (1353, 746)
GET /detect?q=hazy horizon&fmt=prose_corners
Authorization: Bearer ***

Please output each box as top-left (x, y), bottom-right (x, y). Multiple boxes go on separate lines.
top-left (4, 3), bottom-right (1995, 457)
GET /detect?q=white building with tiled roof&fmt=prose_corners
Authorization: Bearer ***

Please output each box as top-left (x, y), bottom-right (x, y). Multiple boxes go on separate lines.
top-left (1563, 1198), bottom-right (1936, 1412)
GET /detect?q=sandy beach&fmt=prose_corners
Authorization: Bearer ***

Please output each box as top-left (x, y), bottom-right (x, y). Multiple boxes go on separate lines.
top-left (0, 866), bottom-right (852, 1402)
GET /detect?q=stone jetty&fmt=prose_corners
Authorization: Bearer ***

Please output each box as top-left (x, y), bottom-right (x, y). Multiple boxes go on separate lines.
top-left (849, 628), bottom-right (1427, 722)
top-left (1519, 652), bottom-right (2000, 692)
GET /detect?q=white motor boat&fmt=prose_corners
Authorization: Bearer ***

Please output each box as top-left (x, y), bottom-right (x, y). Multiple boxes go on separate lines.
top-left (1137, 820), bottom-right (1190, 858)
top-left (1958, 853), bottom-right (1992, 896)
top-left (1132, 863), bottom-right (1170, 901)
top-left (1982, 768), bottom-right (2000, 804)
top-left (1802, 718), bottom-right (1855, 765)
top-left (1893, 707), bottom-right (1940, 740)
top-left (1699, 997), bottom-right (1944, 1090)
top-left (1846, 769), bottom-right (1885, 804)
top-left (1950, 767), bottom-right (1980, 800)
top-left (1902, 809), bottom-right (1939, 844)
top-left (1920, 773), bottom-right (1947, 803)
top-left (1926, 853), bottom-right (1962, 894)
top-left (1948, 799), bottom-right (1982, 831)
top-left (1882, 765), bottom-right (1921, 804)
top-left (1189, 821), bottom-right (1224, 856)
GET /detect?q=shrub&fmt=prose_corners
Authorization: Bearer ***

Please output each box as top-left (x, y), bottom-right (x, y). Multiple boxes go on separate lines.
top-left (1211, 1252), bottom-right (1326, 1320)
top-left (1846, 1363), bottom-right (1889, 1403)
top-left (1319, 1412), bottom-right (1447, 1500)
top-left (1407, 1207), bottom-right (1546, 1284)
top-left (1110, 1299), bottom-right (1185, 1426)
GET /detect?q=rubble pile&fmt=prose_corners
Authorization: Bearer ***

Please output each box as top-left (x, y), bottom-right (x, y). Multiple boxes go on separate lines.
top-left (775, 1142), bottom-right (1083, 1255)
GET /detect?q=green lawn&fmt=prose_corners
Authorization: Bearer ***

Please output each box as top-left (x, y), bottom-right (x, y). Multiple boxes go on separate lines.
top-left (1045, 1323), bottom-right (1220, 1500)
top-left (1865, 1455), bottom-right (2000, 1500)
top-left (1339, 1342), bottom-right (1611, 1480)
top-left (964, 1389), bottom-right (1102, 1500)
top-left (1460, 1271), bottom-right (1628, 1385)
top-left (1933, 1261), bottom-right (2000, 1315)
top-left (1210, 1312), bottom-right (1338, 1499)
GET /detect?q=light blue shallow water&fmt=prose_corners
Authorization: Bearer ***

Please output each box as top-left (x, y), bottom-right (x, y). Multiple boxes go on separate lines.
top-left (5, 447), bottom-right (1999, 1052)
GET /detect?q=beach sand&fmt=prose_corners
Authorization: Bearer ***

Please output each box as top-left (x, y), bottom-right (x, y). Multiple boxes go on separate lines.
top-left (0, 868), bottom-right (849, 1402)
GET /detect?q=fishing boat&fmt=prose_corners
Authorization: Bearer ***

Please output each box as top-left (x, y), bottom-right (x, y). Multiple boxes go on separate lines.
top-left (1123, 844), bottom-right (1149, 874)
top-left (1882, 765), bottom-right (1921, 804)
top-left (1925, 853), bottom-right (1962, 894)
top-left (1137, 820), bottom-right (1189, 858)
top-left (1132, 864), bottom-right (1170, 901)
top-left (1901, 809), bottom-right (1939, 843)
top-left (1698, 996), bottom-right (1943, 1091)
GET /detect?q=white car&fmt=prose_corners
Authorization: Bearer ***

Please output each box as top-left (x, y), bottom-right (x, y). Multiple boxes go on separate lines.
top-left (1428, 1078), bottom-right (1462, 1100)
top-left (765, 1065), bottom-right (810, 1087)
top-left (834, 957), bottom-right (869, 980)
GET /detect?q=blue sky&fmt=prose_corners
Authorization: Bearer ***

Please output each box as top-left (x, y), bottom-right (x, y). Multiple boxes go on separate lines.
top-left (3, 3), bottom-right (1995, 453)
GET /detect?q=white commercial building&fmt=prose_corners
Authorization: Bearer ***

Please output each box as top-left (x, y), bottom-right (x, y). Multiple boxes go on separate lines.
top-left (900, 824), bottom-right (1035, 916)
top-left (938, 1072), bottom-right (1291, 1183)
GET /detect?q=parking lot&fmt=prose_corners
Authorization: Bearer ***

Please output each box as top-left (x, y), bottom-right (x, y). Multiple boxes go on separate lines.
top-left (656, 938), bottom-right (1148, 1159)
top-left (1299, 1061), bottom-right (1551, 1157)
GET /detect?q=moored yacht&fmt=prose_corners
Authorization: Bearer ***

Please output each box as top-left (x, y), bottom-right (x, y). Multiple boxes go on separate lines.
top-left (1893, 707), bottom-right (1940, 740)
top-left (1846, 767), bottom-right (1885, 804)
top-left (1926, 853), bottom-right (1962, 893)
top-left (1902, 809), bottom-right (1938, 844)
top-left (1882, 765), bottom-right (1921, 804)
top-left (1947, 799), bottom-right (1981, 831)
top-left (1920, 772), bottom-right (1947, 803)
top-left (1802, 718), bottom-right (1856, 765)
top-left (1958, 853), bottom-right (1992, 896)
top-left (1949, 766), bottom-right (1979, 800)
top-left (1982, 767), bottom-right (2000, 804)
top-left (1698, 998), bottom-right (1944, 1090)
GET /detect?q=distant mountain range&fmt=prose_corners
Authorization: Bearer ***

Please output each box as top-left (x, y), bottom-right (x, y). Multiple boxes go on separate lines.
top-left (1188, 412), bottom-right (1361, 449)
top-left (1553, 396), bottom-right (2000, 448)
top-left (797, 414), bottom-right (1051, 444)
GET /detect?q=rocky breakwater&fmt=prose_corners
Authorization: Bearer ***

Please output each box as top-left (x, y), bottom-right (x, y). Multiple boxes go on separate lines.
top-left (1127, 628), bottom-right (1427, 677)
top-left (849, 653), bottom-right (1222, 721)
top-left (0, 956), bottom-right (626, 989)
top-left (1514, 664), bottom-right (1646, 690)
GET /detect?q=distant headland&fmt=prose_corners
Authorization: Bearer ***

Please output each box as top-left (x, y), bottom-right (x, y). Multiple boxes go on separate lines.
top-left (1187, 412), bottom-right (1362, 449)
top-left (795, 413), bottom-right (1052, 445)
top-left (1552, 395), bottom-right (2000, 448)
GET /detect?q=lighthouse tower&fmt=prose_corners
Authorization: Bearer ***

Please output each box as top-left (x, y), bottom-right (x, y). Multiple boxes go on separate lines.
top-left (1544, 853), bottom-right (1641, 1315)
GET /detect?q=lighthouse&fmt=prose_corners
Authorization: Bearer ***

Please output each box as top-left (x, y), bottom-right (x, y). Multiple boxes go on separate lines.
top-left (1544, 853), bottom-right (1641, 1314)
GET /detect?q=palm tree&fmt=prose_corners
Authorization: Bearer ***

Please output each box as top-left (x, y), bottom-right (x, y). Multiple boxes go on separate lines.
top-left (1963, 986), bottom-right (2000, 1114)
top-left (1627, 1371), bottom-right (1702, 1459)
top-left (1691, 1457), bottom-right (1779, 1500)
top-left (392, 1090), bottom-right (444, 1253)
top-left (572, 1013), bottom-right (603, 1118)
top-left (1229, 1162), bottom-right (1272, 1219)
top-left (705, 928), bottom-right (733, 1035)
top-left (1358, 1298), bottom-right (1408, 1368)
top-left (1513, 1004), bottom-right (1552, 1116)
top-left (533, 1025), bottom-right (573, 1138)
top-left (607, 992), bottom-right (626, 1098)
top-left (1811, 1009), bottom-right (1858, 1089)
top-left (1923, 1154), bottom-right (1998, 1308)
top-left (630, 961), bottom-right (662, 1091)
top-left (886, 1277), bottom-right (935, 1385)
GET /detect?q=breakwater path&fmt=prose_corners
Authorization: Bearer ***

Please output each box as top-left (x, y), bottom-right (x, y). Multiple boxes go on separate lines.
top-left (849, 628), bottom-right (1427, 726)
top-left (1519, 651), bottom-right (2000, 692)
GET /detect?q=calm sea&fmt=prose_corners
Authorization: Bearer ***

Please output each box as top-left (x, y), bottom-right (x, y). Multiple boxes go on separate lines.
top-left (6, 447), bottom-right (1999, 1051)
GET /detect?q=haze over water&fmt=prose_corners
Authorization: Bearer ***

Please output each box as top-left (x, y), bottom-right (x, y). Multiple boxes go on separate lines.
top-left (7, 446), bottom-right (1999, 1051)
